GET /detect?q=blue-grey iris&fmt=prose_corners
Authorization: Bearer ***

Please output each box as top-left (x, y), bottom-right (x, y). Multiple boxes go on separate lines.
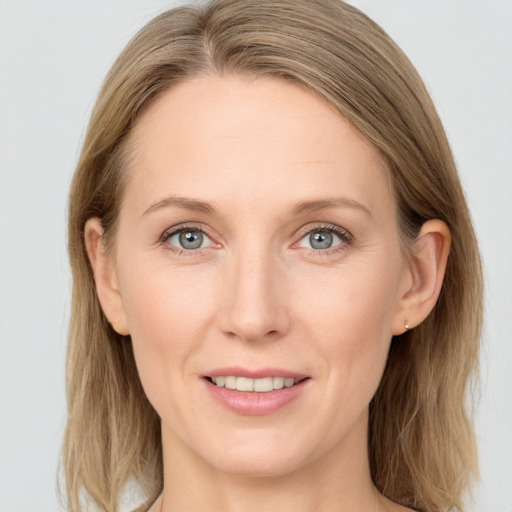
top-left (179, 230), bottom-right (203, 249)
top-left (310, 231), bottom-right (333, 250)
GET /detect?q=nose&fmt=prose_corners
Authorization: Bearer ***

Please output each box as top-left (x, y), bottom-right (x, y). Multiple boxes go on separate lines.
top-left (218, 249), bottom-right (290, 343)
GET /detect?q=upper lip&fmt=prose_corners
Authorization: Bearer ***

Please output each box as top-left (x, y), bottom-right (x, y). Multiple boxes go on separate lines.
top-left (204, 367), bottom-right (309, 380)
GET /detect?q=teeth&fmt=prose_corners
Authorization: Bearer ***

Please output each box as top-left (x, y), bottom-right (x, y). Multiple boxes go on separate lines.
top-left (284, 378), bottom-right (294, 388)
top-left (272, 377), bottom-right (284, 390)
top-left (254, 377), bottom-right (273, 392)
top-left (236, 377), bottom-right (254, 392)
top-left (224, 376), bottom-right (237, 390)
top-left (211, 376), bottom-right (302, 392)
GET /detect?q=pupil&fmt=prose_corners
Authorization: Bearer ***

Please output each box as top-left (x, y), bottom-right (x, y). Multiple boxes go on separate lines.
top-left (179, 230), bottom-right (203, 249)
top-left (310, 231), bottom-right (332, 250)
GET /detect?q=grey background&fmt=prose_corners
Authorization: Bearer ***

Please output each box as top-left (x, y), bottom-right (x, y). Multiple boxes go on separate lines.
top-left (1, 1), bottom-right (511, 511)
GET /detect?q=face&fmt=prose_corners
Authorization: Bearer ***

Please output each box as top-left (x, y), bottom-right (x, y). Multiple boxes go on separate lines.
top-left (106, 75), bottom-right (411, 477)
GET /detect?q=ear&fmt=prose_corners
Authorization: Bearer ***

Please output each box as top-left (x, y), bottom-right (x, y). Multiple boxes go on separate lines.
top-left (84, 218), bottom-right (130, 336)
top-left (391, 219), bottom-right (451, 335)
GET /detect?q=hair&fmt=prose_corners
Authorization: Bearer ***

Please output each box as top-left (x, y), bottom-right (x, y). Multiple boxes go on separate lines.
top-left (63, 1), bottom-right (483, 511)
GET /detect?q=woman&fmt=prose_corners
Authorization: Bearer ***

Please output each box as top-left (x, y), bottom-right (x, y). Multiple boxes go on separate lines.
top-left (63, 1), bottom-right (483, 511)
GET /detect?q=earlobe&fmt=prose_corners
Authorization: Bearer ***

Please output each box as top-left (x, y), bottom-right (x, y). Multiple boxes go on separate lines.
top-left (392, 219), bottom-right (451, 335)
top-left (84, 218), bottom-right (130, 336)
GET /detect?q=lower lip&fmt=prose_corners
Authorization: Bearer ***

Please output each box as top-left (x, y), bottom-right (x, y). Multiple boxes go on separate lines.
top-left (203, 378), bottom-right (311, 416)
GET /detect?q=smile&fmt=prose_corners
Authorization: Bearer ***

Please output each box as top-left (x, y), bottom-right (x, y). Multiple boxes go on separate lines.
top-left (203, 372), bottom-right (311, 415)
top-left (207, 376), bottom-right (304, 392)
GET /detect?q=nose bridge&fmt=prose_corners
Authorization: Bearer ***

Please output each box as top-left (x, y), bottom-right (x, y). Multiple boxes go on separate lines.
top-left (220, 237), bottom-right (289, 342)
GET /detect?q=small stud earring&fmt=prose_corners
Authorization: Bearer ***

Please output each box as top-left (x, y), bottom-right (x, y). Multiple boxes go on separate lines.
top-left (404, 316), bottom-right (410, 330)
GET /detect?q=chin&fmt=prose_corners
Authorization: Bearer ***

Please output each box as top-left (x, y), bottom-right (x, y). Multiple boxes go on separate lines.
top-left (212, 454), bottom-right (305, 479)
top-left (194, 431), bottom-right (319, 478)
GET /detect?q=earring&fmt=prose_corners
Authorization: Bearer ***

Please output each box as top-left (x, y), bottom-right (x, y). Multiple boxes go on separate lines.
top-left (404, 316), bottom-right (410, 330)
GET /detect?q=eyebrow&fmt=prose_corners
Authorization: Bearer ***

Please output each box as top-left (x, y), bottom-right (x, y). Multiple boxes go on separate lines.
top-left (142, 195), bottom-right (371, 218)
top-left (289, 197), bottom-right (372, 217)
top-left (142, 196), bottom-right (216, 216)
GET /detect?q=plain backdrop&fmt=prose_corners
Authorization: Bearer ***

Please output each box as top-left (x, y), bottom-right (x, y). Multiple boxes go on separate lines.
top-left (0, 1), bottom-right (511, 511)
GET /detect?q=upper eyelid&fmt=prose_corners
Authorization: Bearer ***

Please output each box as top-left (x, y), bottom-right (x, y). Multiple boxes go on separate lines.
top-left (161, 223), bottom-right (213, 240)
top-left (295, 223), bottom-right (352, 241)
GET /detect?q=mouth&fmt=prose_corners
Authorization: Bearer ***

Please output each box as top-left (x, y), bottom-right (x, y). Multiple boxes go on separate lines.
top-left (204, 375), bottom-right (309, 393)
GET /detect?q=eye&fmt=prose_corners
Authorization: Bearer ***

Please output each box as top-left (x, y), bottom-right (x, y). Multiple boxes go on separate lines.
top-left (297, 226), bottom-right (349, 251)
top-left (166, 228), bottom-right (213, 250)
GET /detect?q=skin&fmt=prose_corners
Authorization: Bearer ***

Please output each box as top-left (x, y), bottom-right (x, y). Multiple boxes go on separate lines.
top-left (86, 75), bottom-right (450, 512)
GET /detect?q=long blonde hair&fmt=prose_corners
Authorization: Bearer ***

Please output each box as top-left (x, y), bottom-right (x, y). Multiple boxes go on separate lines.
top-left (63, 1), bottom-right (483, 511)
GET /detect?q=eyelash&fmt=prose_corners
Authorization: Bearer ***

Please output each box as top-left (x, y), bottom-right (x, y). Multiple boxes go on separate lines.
top-left (159, 223), bottom-right (353, 257)
top-left (159, 224), bottom-right (216, 257)
top-left (294, 223), bottom-right (353, 255)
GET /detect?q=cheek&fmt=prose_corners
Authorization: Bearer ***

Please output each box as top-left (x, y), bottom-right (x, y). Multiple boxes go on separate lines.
top-left (117, 261), bottom-right (218, 399)
top-left (297, 258), bottom-right (400, 340)
top-left (121, 260), bottom-right (217, 339)
top-left (294, 256), bottom-right (402, 392)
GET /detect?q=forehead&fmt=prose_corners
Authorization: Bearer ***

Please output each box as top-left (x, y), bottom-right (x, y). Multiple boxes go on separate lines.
top-left (124, 75), bottom-right (393, 217)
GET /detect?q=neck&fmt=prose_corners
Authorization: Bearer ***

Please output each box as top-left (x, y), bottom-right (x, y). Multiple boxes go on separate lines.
top-left (159, 412), bottom-right (390, 512)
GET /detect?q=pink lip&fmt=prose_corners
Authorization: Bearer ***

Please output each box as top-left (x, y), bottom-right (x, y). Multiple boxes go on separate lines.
top-left (202, 369), bottom-right (311, 416)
